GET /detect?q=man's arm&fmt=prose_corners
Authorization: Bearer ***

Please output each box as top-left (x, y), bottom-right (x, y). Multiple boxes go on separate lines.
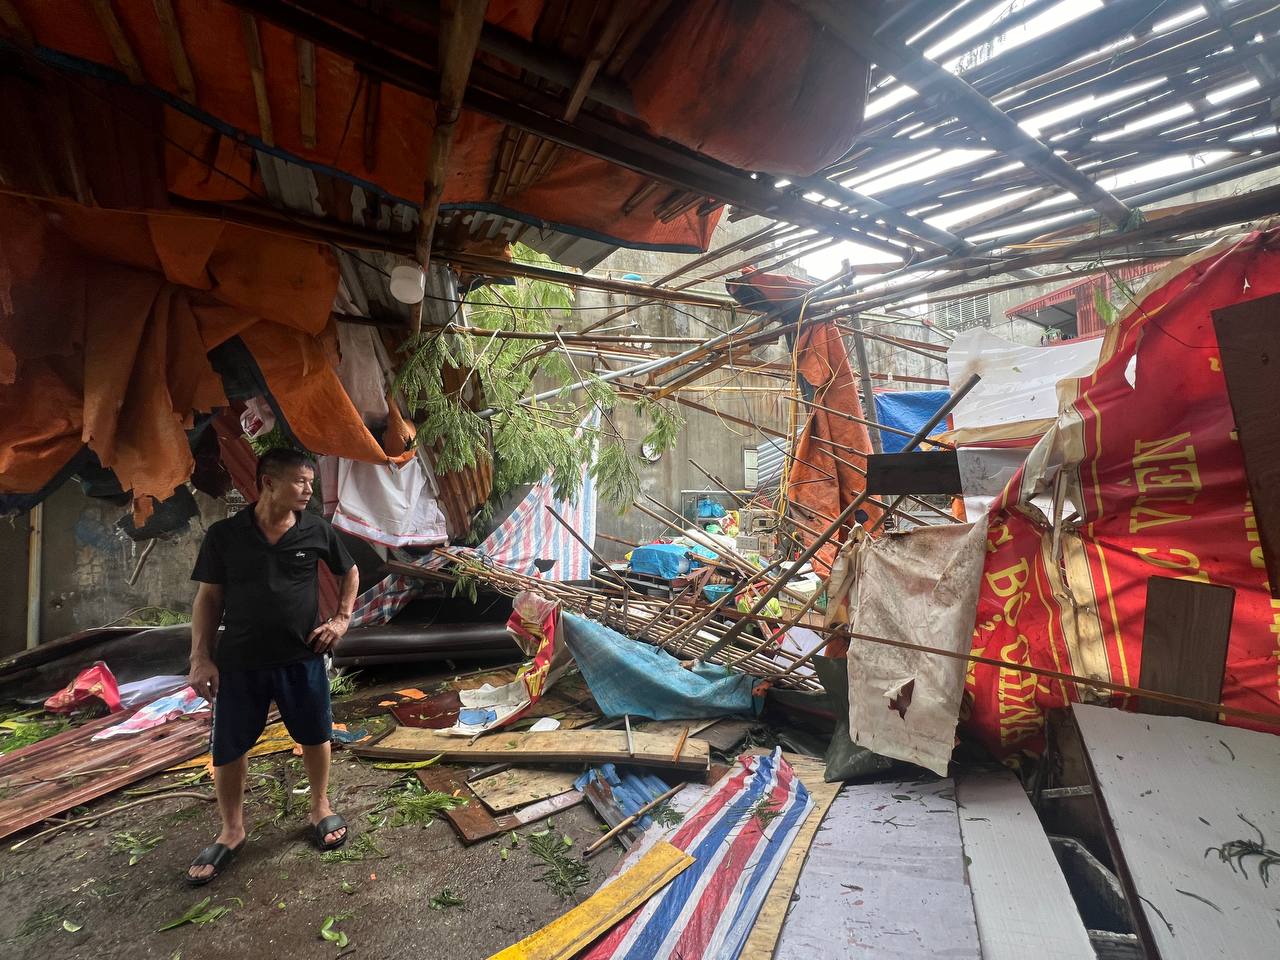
top-left (308, 565), bottom-right (359, 654)
top-left (189, 582), bottom-right (225, 697)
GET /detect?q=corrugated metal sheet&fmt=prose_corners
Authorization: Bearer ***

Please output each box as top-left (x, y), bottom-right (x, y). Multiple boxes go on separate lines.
top-left (756, 436), bottom-right (790, 491)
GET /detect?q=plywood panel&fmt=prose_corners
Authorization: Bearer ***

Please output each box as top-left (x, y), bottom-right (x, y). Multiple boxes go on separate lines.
top-left (1138, 576), bottom-right (1234, 720)
top-left (1075, 703), bottom-right (1280, 960)
top-left (356, 726), bottom-right (710, 772)
top-left (956, 770), bottom-right (1094, 960)
top-left (774, 779), bottom-right (981, 959)
top-left (470, 767), bottom-right (580, 813)
top-left (1213, 292), bottom-right (1280, 599)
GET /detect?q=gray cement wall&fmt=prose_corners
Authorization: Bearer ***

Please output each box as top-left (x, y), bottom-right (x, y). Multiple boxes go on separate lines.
top-left (0, 484), bottom-right (232, 656)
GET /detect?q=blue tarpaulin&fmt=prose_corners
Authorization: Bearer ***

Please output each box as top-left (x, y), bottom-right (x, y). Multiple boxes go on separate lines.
top-left (873, 390), bottom-right (952, 453)
top-left (628, 542), bottom-right (715, 580)
top-left (573, 764), bottom-right (671, 830)
top-left (560, 613), bottom-right (759, 719)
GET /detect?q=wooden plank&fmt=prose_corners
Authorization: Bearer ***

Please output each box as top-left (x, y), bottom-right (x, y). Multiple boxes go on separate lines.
top-left (1212, 292), bottom-right (1280, 598)
top-left (739, 753), bottom-right (843, 960)
top-left (1075, 703), bottom-right (1280, 960)
top-left (296, 38), bottom-right (317, 148)
top-left (417, 766), bottom-right (581, 844)
top-left (865, 451), bottom-right (962, 494)
top-left (89, 0), bottom-right (144, 83)
top-left (1138, 576), bottom-right (1235, 720)
top-left (488, 840), bottom-right (694, 960)
top-left (956, 770), bottom-right (1094, 960)
top-left (470, 767), bottom-right (580, 813)
top-left (356, 726), bottom-right (711, 773)
top-left (774, 779), bottom-right (981, 959)
top-left (152, 0), bottom-right (196, 102)
top-left (240, 12), bottom-right (275, 146)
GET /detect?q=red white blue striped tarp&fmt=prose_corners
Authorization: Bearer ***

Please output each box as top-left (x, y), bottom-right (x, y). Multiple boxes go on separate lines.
top-left (584, 749), bottom-right (813, 960)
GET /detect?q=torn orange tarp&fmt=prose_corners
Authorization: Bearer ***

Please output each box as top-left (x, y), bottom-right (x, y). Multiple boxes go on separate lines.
top-left (9, 1), bottom-right (869, 252)
top-left (0, 196), bottom-right (389, 512)
top-left (787, 322), bottom-right (881, 575)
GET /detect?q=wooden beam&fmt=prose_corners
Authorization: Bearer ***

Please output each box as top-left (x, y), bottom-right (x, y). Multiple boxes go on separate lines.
top-left (89, 0), bottom-right (144, 84)
top-left (563, 5), bottom-right (632, 123)
top-left (152, 0), bottom-right (196, 102)
top-left (240, 12), bottom-right (275, 146)
top-left (414, 0), bottom-right (489, 332)
top-left (865, 451), bottom-right (962, 495)
top-left (362, 77), bottom-right (382, 171)
top-left (1137, 576), bottom-right (1235, 721)
top-left (1212, 291), bottom-right (1280, 598)
top-left (799, 0), bottom-right (1134, 227)
top-left (296, 37), bottom-right (317, 148)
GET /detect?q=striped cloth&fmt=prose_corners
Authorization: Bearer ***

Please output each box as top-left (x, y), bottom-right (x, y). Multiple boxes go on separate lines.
top-left (350, 412), bottom-right (600, 627)
top-left (584, 749), bottom-right (813, 960)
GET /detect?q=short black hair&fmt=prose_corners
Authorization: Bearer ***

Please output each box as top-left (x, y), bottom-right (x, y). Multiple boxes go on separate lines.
top-left (255, 447), bottom-right (316, 489)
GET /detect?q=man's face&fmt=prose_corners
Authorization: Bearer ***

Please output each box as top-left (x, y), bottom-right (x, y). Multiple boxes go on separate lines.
top-left (264, 465), bottom-right (315, 511)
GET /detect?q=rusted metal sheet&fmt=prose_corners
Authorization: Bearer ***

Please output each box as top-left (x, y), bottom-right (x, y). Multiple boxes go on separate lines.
top-left (0, 713), bottom-right (209, 841)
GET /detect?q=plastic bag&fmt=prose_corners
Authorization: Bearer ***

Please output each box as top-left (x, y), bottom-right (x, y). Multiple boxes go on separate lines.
top-left (44, 662), bottom-right (122, 714)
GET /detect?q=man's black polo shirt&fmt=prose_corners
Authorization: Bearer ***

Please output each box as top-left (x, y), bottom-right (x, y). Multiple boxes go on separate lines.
top-left (191, 506), bottom-right (355, 671)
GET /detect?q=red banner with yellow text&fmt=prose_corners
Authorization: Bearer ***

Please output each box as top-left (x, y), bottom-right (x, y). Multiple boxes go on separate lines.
top-left (966, 230), bottom-right (1280, 755)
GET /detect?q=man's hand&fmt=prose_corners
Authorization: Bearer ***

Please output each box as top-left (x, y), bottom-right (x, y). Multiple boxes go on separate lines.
top-left (308, 613), bottom-right (351, 654)
top-left (189, 657), bottom-right (219, 699)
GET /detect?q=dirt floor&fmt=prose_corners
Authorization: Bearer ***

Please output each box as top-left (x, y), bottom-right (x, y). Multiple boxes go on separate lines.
top-left (0, 666), bottom-right (627, 960)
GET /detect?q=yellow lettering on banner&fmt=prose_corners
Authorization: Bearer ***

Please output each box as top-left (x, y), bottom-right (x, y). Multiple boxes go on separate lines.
top-left (1129, 498), bottom-right (1196, 533)
top-left (1132, 547), bottom-right (1210, 584)
top-left (1132, 432), bottom-right (1195, 466)
top-left (1128, 434), bottom-right (1200, 533)
top-left (987, 522), bottom-right (1013, 550)
top-left (996, 635), bottom-right (1046, 746)
top-left (966, 645), bottom-right (987, 690)
top-left (986, 560), bottom-right (1031, 628)
top-left (1209, 356), bottom-right (1221, 373)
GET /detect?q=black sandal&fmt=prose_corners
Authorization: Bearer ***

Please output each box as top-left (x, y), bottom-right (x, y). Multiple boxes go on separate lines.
top-left (311, 814), bottom-right (348, 851)
top-left (186, 840), bottom-right (245, 887)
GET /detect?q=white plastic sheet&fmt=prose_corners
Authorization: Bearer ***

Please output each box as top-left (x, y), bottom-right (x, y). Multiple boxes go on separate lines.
top-left (844, 517), bottom-right (989, 775)
top-left (946, 328), bottom-right (1102, 444)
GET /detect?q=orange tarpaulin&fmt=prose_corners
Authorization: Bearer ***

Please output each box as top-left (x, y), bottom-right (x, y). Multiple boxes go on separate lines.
top-left (7, 0), bottom-right (870, 253)
top-left (787, 321), bottom-right (881, 576)
top-left (0, 196), bottom-right (391, 515)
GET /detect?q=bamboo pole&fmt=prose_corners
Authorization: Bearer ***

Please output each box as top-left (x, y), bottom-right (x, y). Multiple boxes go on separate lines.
top-left (700, 374), bottom-right (982, 661)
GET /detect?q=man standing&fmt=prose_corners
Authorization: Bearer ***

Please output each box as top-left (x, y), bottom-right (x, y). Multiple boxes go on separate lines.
top-left (186, 448), bottom-right (360, 885)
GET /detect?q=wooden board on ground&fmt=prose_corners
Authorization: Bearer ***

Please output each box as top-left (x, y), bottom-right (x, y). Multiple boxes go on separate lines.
top-left (1075, 703), bottom-right (1280, 960)
top-left (956, 769), bottom-right (1094, 960)
top-left (356, 726), bottom-right (711, 773)
top-left (1138, 576), bottom-right (1234, 720)
top-left (488, 840), bottom-right (694, 960)
top-left (739, 753), bottom-right (842, 960)
top-left (774, 778), bottom-right (981, 959)
top-left (417, 766), bottom-right (581, 844)
top-left (470, 767), bottom-right (580, 813)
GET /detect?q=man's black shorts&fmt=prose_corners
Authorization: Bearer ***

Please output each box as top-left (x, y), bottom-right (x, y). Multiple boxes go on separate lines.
top-left (211, 657), bottom-right (332, 766)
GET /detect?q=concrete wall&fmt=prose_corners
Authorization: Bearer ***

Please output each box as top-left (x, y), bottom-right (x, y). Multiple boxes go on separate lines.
top-left (0, 484), bottom-right (233, 656)
top-left (566, 215), bottom-right (795, 558)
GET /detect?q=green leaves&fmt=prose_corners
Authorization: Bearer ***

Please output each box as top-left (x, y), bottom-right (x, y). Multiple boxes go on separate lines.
top-left (427, 888), bottom-right (465, 910)
top-left (634, 397), bottom-right (684, 457)
top-left (591, 439), bottom-right (640, 512)
top-left (157, 896), bottom-right (232, 932)
top-left (110, 830), bottom-right (163, 866)
top-left (62, 920), bottom-right (83, 933)
top-left (527, 828), bottom-right (590, 898)
top-left (370, 755), bottom-right (442, 771)
top-left (319, 913), bottom-right (352, 948)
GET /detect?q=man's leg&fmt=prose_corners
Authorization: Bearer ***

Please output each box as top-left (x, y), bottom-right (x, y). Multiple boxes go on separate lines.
top-left (189, 668), bottom-right (267, 882)
top-left (274, 657), bottom-right (345, 847)
top-left (299, 741), bottom-right (344, 846)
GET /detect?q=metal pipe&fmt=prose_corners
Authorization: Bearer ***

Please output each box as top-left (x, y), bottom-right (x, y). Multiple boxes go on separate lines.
top-left (26, 503), bottom-right (42, 649)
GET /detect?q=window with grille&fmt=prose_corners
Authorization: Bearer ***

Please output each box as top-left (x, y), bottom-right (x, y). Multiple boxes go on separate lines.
top-left (931, 292), bottom-right (991, 332)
